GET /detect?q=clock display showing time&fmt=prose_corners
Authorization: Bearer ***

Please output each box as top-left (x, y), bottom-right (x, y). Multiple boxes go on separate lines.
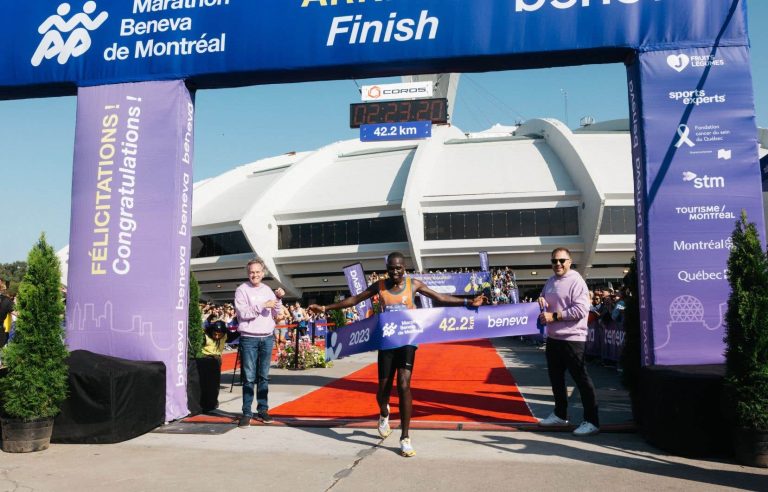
top-left (349, 98), bottom-right (448, 128)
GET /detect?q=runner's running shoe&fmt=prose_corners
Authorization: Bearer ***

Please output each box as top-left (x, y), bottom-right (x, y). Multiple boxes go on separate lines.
top-left (378, 404), bottom-right (391, 438)
top-left (400, 437), bottom-right (416, 457)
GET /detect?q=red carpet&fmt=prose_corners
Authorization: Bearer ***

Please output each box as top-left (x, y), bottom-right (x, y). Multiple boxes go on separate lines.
top-left (271, 339), bottom-right (536, 424)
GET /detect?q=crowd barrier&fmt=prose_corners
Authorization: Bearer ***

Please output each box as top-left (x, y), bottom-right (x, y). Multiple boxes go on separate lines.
top-left (586, 318), bottom-right (626, 363)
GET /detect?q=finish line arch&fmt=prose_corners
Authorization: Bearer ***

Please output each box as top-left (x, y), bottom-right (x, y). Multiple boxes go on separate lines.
top-left (2, 0), bottom-right (762, 420)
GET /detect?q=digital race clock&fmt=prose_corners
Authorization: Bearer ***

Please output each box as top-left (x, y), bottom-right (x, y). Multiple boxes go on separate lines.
top-left (349, 98), bottom-right (448, 128)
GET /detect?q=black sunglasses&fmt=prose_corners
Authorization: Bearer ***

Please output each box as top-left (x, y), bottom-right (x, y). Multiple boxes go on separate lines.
top-left (551, 258), bottom-right (570, 265)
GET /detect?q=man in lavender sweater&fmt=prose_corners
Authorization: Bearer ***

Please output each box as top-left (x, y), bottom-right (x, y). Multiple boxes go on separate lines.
top-left (537, 247), bottom-right (600, 437)
top-left (234, 258), bottom-right (285, 428)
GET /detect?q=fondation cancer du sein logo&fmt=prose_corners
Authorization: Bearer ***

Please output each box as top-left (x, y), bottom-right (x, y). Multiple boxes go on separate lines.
top-left (31, 1), bottom-right (109, 67)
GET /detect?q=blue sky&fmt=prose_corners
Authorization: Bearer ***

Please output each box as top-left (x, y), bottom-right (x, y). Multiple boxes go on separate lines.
top-left (1, 0), bottom-right (766, 263)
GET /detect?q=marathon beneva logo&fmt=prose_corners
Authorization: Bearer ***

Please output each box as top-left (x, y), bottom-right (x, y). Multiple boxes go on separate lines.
top-left (361, 81), bottom-right (433, 102)
top-left (31, 0), bottom-right (232, 67)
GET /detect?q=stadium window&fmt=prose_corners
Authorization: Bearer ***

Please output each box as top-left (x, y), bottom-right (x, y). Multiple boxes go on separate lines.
top-left (465, 212), bottom-right (479, 239)
top-left (549, 208), bottom-right (565, 235)
top-left (422, 207), bottom-right (580, 241)
top-left (277, 216), bottom-right (407, 249)
top-left (492, 211), bottom-right (507, 238)
top-left (451, 213), bottom-right (465, 239)
top-left (424, 214), bottom-right (439, 240)
top-left (507, 210), bottom-right (522, 237)
top-left (191, 230), bottom-right (254, 258)
top-left (564, 207), bottom-right (579, 235)
top-left (478, 212), bottom-right (493, 238)
top-left (322, 222), bottom-right (335, 247)
top-left (534, 209), bottom-right (551, 236)
top-left (600, 206), bottom-right (635, 234)
top-left (436, 214), bottom-right (451, 240)
top-left (521, 210), bottom-right (536, 236)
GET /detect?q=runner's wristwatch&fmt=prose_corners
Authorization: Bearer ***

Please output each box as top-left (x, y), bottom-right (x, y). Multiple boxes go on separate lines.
top-left (552, 312), bottom-right (559, 321)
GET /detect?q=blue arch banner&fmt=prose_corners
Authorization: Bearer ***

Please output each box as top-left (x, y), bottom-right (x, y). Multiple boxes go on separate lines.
top-left (1, 0), bottom-right (749, 98)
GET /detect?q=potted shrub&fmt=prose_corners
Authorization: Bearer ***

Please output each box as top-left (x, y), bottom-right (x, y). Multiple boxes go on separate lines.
top-left (724, 212), bottom-right (768, 467)
top-left (0, 234), bottom-right (69, 452)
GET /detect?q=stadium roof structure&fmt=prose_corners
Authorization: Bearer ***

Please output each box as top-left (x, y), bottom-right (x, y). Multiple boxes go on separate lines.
top-left (191, 117), bottom-right (639, 302)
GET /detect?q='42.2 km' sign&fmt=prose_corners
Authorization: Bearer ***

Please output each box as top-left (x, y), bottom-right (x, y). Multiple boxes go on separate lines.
top-left (360, 121), bottom-right (432, 142)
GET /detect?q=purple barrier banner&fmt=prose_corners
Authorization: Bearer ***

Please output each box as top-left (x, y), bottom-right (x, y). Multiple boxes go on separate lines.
top-left (601, 321), bottom-right (625, 362)
top-left (628, 46), bottom-right (764, 365)
top-left (586, 319), bottom-right (601, 358)
top-left (586, 319), bottom-right (626, 362)
top-left (479, 251), bottom-right (489, 272)
top-left (343, 263), bottom-right (373, 320)
top-left (410, 272), bottom-right (491, 296)
top-left (66, 80), bottom-right (194, 421)
top-left (325, 302), bottom-right (540, 361)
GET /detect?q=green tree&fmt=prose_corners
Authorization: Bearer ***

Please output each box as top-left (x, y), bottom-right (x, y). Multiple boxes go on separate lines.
top-left (187, 272), bottom-right (204, 359)
top-left (0, 261), bottom-right (28, 296)
top-left (0, 235), bottom-right (68, 420)
top-left (724, 212), bottom-right (768, 431)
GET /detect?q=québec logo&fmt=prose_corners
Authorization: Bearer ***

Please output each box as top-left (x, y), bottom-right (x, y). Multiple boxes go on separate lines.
top-left (667, 53), bottom-right (690, 72)
top-left (31, 1), bottom-right (109, 67)
top-left (682, 171), bottom-right (726, 190)
top-left (382, 322), bottom-right (397, 338)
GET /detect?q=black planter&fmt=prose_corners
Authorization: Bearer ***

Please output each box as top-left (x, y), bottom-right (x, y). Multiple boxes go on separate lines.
top-left (1, 416), bottom-right (54, 453)
top-left (733, 427), bottom-right (768, 468)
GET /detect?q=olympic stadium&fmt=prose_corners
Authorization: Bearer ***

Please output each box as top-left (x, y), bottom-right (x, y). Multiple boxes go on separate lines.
top-left (189, 112), bottom-right (768, 304)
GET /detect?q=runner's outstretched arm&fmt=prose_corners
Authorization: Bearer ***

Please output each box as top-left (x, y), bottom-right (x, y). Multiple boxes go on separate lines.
top-left (308, 283), bottom-right (380, 315)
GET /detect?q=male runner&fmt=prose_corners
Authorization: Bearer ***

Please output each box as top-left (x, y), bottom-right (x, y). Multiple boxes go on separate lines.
top-left (308, 252), bottom-right (484, 457)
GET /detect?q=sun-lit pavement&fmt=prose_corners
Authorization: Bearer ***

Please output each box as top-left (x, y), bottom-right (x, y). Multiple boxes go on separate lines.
top-left (1, 339), bottom-right (766, 491)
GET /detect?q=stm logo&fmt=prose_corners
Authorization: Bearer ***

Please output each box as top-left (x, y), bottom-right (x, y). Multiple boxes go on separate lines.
top-left (682, 171), bottom-right (725, 190)
top-left (31, 1), bottom-right (108, 67)
top-left (382, 322), bottom-right (397, 338)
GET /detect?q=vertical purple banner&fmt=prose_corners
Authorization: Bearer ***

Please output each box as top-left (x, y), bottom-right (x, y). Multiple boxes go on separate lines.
top-left (343, 263), bottom-right (373, 319)
top-left (628, 46), bottom-right (764, 365)
top-left (66, 80), bottom-right (194, 421)
top-left (479, 251), bottom-right (489, 272)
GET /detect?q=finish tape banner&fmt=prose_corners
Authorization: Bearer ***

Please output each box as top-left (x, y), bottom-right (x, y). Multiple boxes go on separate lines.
top-left (325, 302), bottom-right (540, 361)
top-left (2, 1), bottom-right (748, 97)
top-left (627, 45), bottom-right (764, 365)
top-left (66, 80), bottom-right (194, 421)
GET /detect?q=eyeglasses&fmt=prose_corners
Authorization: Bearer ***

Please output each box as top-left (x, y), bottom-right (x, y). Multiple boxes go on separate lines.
top-left (550, 258), bottom-right (570, 265)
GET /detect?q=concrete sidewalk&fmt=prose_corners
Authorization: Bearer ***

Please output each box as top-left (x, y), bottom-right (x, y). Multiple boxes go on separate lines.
top-left (1, 338), bottom-right (766, 491)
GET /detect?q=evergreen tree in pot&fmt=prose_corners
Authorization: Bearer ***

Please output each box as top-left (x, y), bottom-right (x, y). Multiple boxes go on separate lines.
top-left (187, 272), bottom-right (204, 359)
top-left (724, 212), bottom-right (768, 467)
top-left (0, 234), bottom-right (68, 453)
